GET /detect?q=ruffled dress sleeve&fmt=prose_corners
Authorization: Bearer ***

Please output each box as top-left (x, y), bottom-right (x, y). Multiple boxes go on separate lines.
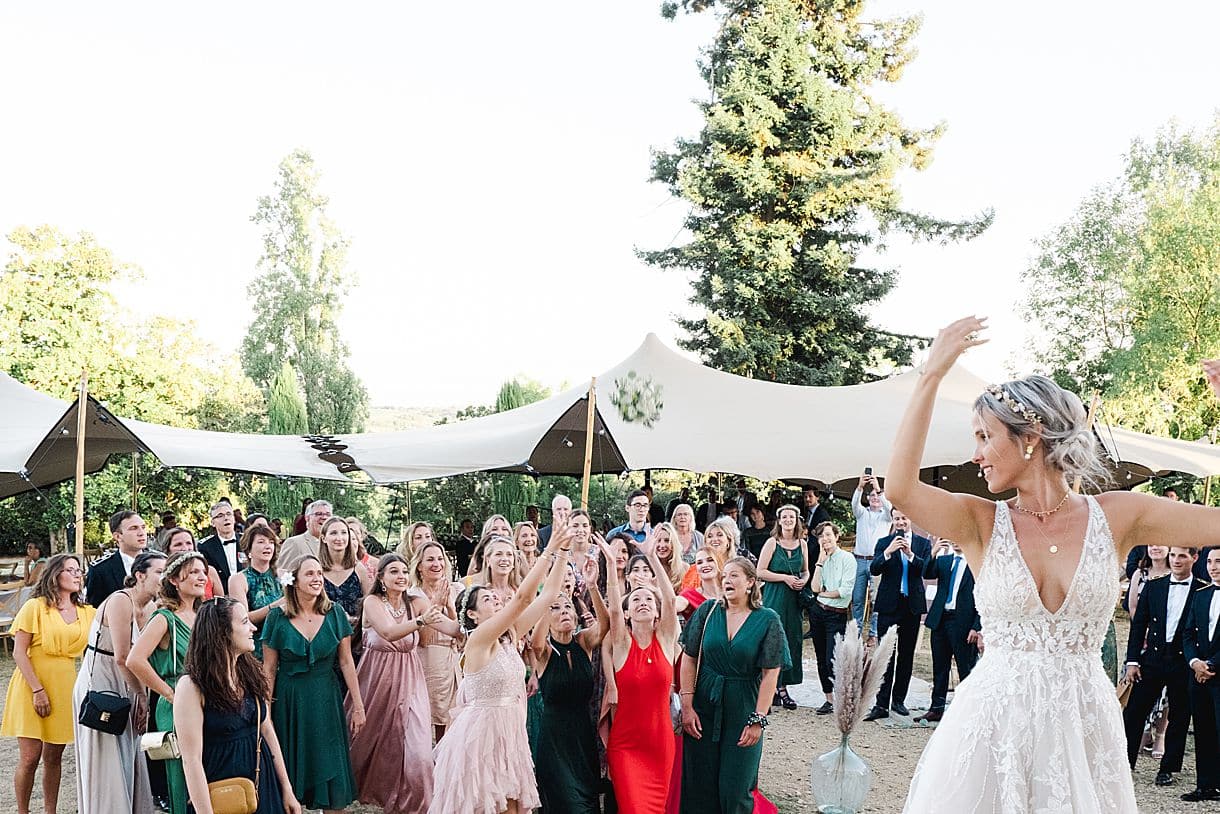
top-left (755, 607), bottom-right (791, 672)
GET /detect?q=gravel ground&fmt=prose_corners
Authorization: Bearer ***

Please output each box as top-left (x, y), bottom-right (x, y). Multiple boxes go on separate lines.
top-left (0, 611), bottom-right (1193, 813)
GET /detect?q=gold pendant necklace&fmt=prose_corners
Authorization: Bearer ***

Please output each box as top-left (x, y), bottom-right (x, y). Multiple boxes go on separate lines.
top-left (1014, 491), bottom-right (1070, 520)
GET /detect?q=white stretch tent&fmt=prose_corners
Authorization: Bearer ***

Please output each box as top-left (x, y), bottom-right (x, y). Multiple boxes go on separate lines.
top-left (9, 335), bottom-right (1220, 498)
top-left (338, 333), bottom-right (1220, 489)
top-left (0, 372), bottom-right (350, 499)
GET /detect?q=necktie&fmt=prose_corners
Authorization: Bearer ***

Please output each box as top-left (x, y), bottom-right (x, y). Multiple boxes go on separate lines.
top-left (900, 555), bottom-right (909, 596)
top-left (947, 556), bottom-right (961, 600)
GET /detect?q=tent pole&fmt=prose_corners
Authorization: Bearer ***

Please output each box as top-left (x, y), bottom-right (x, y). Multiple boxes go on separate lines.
top-left (131, 451), bottom-right (140, 511)
top-left (1072, 391), bottom-right (1101, 494)
top-left (74, 369), bottom-right (88, 562)
top-left (580, 377), bottom-right (597, 510)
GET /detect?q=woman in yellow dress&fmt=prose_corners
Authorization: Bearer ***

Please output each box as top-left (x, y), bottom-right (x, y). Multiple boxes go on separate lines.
top-left (1, 553), bottom-right (95, 814)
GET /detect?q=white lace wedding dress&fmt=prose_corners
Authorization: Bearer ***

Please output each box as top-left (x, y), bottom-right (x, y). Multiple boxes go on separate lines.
top-left (903, 496), bottom-right (1137, 813)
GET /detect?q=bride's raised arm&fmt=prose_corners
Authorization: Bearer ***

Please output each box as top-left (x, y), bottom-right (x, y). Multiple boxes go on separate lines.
top-left (1098, 358), bottom-right (1220, 552)
top-left (886, 316), bottom-right (998, 557)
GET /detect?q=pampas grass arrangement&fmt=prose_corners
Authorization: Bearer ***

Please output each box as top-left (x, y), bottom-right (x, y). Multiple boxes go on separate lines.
top-left (832, 620), bottom-right (898, 736)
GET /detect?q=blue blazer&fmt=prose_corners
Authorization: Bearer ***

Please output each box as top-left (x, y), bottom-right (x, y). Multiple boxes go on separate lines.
top-left (1183, 584), bottom-right (1220, 671)
top-left (869, 533), bottom-right (929, 617)
top-left (922, 553), bottom-right (981, 632)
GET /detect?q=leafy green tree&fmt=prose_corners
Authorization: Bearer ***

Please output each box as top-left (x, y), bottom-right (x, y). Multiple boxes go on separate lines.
top-left (1024, 118), bottom-right (1220, 443)
top-left (643, 0), bottom-right (990, 385)
top-left (491, 378), bottom-right (553, 521)
top-left (263, 360), bottom-right (310, 523)
top-left (241, 149), bottom-right (368, 434)
top-left (0, 226), bottom-right (265, 547)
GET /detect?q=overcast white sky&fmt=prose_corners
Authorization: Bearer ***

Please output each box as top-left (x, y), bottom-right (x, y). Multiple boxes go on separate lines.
top-left (2, 2), bottom-right (1218, 408)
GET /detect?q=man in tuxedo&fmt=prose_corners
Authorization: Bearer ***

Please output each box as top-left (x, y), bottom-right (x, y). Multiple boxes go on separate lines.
top-left (1122, 546), bottom-right (1200, 785)
top-left (802, 486), bottom-right (830, 537)
top-left (85, 510), bottom-right (148, 607)
top-left (642, 485), bottom-right (666, 527)
top-left (864, 510), bottom-right (929, 720)
top-left (538, 495), bottom-right (572, 547)
top-left (279, 499), bottom-right (333, 571)
top-left (920, 539), bottom-right (982, 723)
top-left (1182, 548), bottom-right (1220, 803)
top-left (454, 518), bottom-right (477, 576)
top-left (198, 501), bottom-right (242, 593)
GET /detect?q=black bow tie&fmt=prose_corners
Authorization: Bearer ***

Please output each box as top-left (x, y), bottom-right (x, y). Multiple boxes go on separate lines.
top-left (1170, 580), bottom-right (1191, 586)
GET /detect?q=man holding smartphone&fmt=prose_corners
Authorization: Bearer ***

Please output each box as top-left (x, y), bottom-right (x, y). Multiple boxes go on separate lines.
top-left (851, 469), bottom-right (893, 639)
top-left (865, 509), bottom-right (930, 720)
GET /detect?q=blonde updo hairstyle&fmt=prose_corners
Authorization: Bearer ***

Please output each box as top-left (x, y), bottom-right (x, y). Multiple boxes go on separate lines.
top-left (973, 375), bottom-right (1110, 493)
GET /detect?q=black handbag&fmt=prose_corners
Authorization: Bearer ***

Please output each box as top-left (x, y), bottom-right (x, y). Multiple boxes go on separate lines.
top-left (797, 583), bottom-right (817, 610)
top-left (77, 595), bottom-right (132, 736)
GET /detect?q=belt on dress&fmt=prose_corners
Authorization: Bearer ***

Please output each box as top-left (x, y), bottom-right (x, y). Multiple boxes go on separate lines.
top-left (697, 673), bottom-right (755, 742)
top-left (86, 644), bottom-right (115, 657)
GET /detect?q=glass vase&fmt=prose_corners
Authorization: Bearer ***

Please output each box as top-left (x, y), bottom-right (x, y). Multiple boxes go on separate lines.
top-left (811, 733), bottom-right (873, 814)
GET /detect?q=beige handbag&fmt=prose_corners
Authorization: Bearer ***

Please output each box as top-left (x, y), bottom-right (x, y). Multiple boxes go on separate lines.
top-left (140, 730), bottom-right (181, 760)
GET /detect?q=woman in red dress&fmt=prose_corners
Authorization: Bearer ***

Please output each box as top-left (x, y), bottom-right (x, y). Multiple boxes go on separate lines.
top-left (602, 530), bottom-right (679, 812)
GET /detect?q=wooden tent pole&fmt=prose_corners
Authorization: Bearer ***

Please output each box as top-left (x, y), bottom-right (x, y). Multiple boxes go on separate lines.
top-left (1072, 391), bottom-right (1101, 494)
top-left (580, 377), bottom-right (597, 510)
top-left (74, 369), bottom-right (88, 561)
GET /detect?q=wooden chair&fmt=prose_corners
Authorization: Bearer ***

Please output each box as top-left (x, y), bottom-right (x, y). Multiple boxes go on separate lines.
top-left (0, 587), bottom-right (32, 655)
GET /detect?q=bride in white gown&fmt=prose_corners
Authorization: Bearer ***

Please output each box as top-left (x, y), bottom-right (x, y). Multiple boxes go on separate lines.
top-left (886, 316), bottom-right (1220, 813)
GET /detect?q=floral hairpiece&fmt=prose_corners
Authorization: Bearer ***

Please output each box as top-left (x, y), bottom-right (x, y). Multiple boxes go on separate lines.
top-left (277, 569), bottom-right (295, 588)
top-left (985, 384), bottom-right (1043, 425)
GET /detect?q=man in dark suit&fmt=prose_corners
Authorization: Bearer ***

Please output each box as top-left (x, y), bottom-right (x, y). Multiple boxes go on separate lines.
top-left (665, 487), bottom-right (694, 520)
top-left (695, 485), bottom-right (721, 533)
top-left (1122, 546), bottom-right (1201, 786)
top-left (802, 486), bottom-right (831, 537)
top-left (864, 510), bottom-right (929, 720)
top-left (920, 539), bottom-right (982, 722)
top-left (85, 510), bottom-right (148, 607)
top-left (198, 501), bottom-right (242, 594)
top-left (454, 519), bottom-right (477, 577)
top-left (1182, 548), bottom-right (1220, 803)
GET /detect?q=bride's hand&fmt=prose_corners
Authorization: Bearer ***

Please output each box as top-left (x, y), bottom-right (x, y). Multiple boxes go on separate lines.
top-left (924, 316), bottom-right (989, 379)
top-left (1203, 360), bottom-right (1220, 400)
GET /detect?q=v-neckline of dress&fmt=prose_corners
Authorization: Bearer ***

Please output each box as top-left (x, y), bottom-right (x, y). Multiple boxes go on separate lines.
top-left (1003, 498), bottom-right (1093, 617)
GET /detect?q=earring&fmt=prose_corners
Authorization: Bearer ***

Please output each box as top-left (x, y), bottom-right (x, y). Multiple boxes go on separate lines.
top-left (1024, 444), bottom-right (1034, 460)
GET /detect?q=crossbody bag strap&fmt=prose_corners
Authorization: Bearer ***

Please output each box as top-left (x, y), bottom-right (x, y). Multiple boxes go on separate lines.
top-left (87, 593), bottom-right (111, 679)
top-left (693, 601), bottom-right (714, 692)
top-left (254, 696), bottom-right (263, 788)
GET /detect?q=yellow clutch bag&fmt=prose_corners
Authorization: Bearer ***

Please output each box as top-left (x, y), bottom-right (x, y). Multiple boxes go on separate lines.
top-left (207, 777), bottom-right (257, 814)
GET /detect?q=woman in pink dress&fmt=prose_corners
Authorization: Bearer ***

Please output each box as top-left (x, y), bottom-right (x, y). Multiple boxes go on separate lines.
top-left (348, 553), bottom-right (461, 814)
top-left (429, 525), bottom-right (574, 814)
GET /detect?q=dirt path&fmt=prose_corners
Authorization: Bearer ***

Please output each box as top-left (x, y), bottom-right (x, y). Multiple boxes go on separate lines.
top-left (0, 613), bottom-right (1193, 812)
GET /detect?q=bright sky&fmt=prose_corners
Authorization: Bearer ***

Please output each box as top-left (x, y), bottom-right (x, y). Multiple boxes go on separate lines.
top-left (3, 2), bottom-right (1218, 408)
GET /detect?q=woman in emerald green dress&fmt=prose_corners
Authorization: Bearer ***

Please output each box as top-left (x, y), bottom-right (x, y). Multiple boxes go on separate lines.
top-left (756, 505), bottom-right (809, 709)
top-left (229, 524), bottom-right (285, 660)
top-left (128, 551), bottom-right (210, 814)
top-left (262, 554), bottom-right (366, 814)
top-left (679, 557), bottom-right (790, 814)
top-left (529, 555), bottom-right (607, 813)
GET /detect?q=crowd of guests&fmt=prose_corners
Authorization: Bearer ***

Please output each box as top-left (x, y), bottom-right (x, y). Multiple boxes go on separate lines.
top-left (5, 478), bottom-right (1218, 812)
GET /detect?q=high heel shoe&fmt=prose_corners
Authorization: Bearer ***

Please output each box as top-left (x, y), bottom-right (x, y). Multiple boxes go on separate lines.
top-left (777, 686), bottom-right (798, 710)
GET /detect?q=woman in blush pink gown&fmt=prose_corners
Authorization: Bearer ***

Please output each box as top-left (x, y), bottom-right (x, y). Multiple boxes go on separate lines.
top-left (347, 554), bottom-right (461, 814)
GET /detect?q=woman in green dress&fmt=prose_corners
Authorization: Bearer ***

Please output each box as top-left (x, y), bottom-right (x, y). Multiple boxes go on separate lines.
top-left (679, 557), bottom-right (790, 814)
top-left (127, 551), bottom-right (209, 814)
top-left (756, 505), bottom-right (808, 709)
top-left (229, 524), bottom-right (285, 660)
top-left (262, 554), bottom-right (366, 814)
top-left (528, 555), bottom-right (607, 813)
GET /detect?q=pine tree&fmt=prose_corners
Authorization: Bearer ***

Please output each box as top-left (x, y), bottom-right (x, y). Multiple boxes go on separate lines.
top-left (644, 0), bottom-right (991, 385)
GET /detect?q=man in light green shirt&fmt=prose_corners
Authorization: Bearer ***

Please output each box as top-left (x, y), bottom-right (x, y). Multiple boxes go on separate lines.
top-left (807, 522), bottom-right (858, 714)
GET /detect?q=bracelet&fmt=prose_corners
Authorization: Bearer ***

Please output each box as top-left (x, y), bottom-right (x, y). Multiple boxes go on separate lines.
top-left (814, 563), bottom-right (822, 568)
top-left (746, 711), bottom-right (769, 728)
top-left (679, 690), bottom-right (694, 696)
top-left (31, 687), bottom-right (45, 694)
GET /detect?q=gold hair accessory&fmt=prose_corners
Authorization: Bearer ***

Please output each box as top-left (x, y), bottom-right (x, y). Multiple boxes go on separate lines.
top-left (985, 385), bottom-right (1044, 426)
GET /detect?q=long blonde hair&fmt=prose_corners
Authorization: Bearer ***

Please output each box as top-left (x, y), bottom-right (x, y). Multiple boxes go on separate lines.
top-left (652, 521), bottom-right (689, 590)
top-left (477, 536), bottom-right (523, 590)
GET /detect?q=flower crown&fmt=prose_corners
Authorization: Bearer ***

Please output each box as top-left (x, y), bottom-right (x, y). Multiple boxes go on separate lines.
top-left (985, 384), bottom-right (1043, 425)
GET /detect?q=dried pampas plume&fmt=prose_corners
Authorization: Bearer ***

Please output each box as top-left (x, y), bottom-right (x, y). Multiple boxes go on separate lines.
top-left (831, 620), bottom-right (898, 736)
